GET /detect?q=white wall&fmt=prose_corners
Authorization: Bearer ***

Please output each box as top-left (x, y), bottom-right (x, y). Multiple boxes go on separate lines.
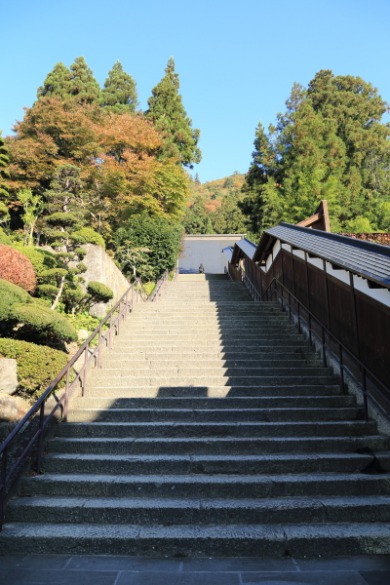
top-left (179, 235), bottom-right (245, 274)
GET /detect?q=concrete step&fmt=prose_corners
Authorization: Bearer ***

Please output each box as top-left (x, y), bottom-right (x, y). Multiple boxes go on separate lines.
top-left (7, 495), bottom-right (390, 525)
top-left (112, 340), bottom-right (310, 350)
top-left (48, 434), bottom-right (390, 455)
top-left (104, 348), bottom-right (319, 359)
top-left (89, 366), bottom-right (334, 378)
top-left (100, 358), bottom-right (323, 368)
top-left (69, 395), bottom-right (357, 410)
top-left (79, 384), bottom-right (344, 398)
top-left (66, 406), bottom-right (364, 423)
top-left (18, 472), bottom-right (390, 499)
top-left (40, 452), bottom-right (390, 476)
top-left (55, 420), bottom-right (376, 439)
top-left (87, 375), bottom-right (340, 387)
top-left (2, 521), bottom-right (390, 557)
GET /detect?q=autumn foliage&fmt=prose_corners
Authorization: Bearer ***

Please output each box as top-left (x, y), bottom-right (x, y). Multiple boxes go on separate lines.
top-left (0, 245), bottom-right (37, 292)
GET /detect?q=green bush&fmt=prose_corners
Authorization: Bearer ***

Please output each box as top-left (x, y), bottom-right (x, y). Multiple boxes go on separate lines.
top-left (37, 284), bottom-right (59, 299)
top-left (0, 278), bottom-right (31, 319)
top-left (10, 303), bottom-right (77, 343)
top-left (71, 227), bottom-right (105, 249)
top-left (0, 338), bottom-right (69, 400)
top-left (46, 212), bottom-right (79, 226)
top-left (0, 278), bottom-right (77, 344)
top-left (0, 227), bottom-right (12, 244)
top-left (14, 245), bottom-right (58, 276)
top-left (39, 268), bottom-right (68, 284)
top-left (87, 281), bottom-right (114, 303)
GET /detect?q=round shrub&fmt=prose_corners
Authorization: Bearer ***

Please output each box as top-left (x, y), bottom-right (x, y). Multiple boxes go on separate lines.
top-left (37, 284), bottom-right (59, 300)
top-left (10, 303), bottom-right (78, 343)
top-left (0, 244), bottom-right (37, 293)
top-left (0, 278), bottom-right (31, 320)
top-left (0, 338), bottom-right (69, 400)
top-left (87, 281), bottom-right (114, 303)
top-left (71, 227), bottom-right (105, 249)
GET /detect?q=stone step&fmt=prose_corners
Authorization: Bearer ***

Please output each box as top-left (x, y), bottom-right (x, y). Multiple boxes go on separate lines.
top-left (69, 395), bottom-right (356, 410)
top-left (104, 348), bottom-right (318, 359)
top-left (2, 521), bottom-right (390, 557)
top-left (55, 420), bottom-right (376, 439)
top-left (111, 336), bottom-right (309, 346)
top-left (48, 434), bottom-right (390, 455)
top-left (18, 472), bottom-right (390, 499)
top-left (80, 384), bottom-right (343, 398)
top-left (101, 358), bottom-right (323, 368)
top-left (90, 365), bottom-right (332, 376)
top-left (40, 452), bottom-right (390, 476)
top-left (87, 375), bottom-right (340, 387)
top-left (7, 495), bottom-right (390, 526)
top-left (66, 406), bottom-right (363, 423)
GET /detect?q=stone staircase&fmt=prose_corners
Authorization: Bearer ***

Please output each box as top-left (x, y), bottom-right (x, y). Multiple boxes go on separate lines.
top-left (2, 273), bottom-right (390, 557)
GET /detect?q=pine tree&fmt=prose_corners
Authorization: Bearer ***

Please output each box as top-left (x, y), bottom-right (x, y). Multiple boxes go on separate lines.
top-left (37, 62), bottom-right (71, 99)
top-left (101, 61), bottom-right (138, 112)
top-left (146, 58), bottom-right (201, 168)
top-left (0, 132), bottom-right (9, 195)
top-left (0, 131), bottom-right (10, 226)
top-left (69, 56), bottom-right (100, 105)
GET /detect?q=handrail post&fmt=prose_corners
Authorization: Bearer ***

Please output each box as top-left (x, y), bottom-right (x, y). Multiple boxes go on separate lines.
top-left (322, 327), bottom-right (327, 367)
top-left (362, 369), bottom-right (368, 421)
top-left (0, 446), bottom-right (8, 530)
top-left (81, 343), bottom-right (89, 397)
top-left (35, 402), bottom-right (45, 473)
top-left (339, 345), bottom-right (345, 392)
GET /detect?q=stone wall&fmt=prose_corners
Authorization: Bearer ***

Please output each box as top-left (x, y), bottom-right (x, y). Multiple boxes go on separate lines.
top-left (82, 244), bottom-right (130, 317)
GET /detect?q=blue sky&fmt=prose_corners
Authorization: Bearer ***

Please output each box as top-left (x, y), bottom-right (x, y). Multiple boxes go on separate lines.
top-left (1, 0), bottom-right (389, 183)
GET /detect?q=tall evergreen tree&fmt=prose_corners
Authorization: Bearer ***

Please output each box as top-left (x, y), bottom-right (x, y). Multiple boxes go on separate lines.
top-left (37, 62), bottom-right (71, 99)
top-left (146, 58), bottom-right (201, 168)
top-left (68, 56), bottom-right (100, 105)
top-left (0, 132), bottom-right (9, 195)
top-left (241, 71), bottom-right (390, 235)
top-left (0, 131), bottom-right (10, 225)
top-left (101, 61), bottom-right (138, 112)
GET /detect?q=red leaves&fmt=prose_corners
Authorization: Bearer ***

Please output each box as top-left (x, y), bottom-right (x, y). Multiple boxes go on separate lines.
top-left (0, 245), bottom-right (37, 293)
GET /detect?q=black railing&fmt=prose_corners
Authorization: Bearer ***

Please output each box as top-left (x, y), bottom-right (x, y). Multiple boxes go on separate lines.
top-left (0, 270), bottom-right (169, 530)
top-left (263, 277), bottom-right (390, 422)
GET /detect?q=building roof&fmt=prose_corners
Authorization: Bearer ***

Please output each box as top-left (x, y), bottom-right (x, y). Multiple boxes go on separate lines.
top-left (230, 238), bottom-right (258, 264)
top-left (253, 223), bottom-right (390, 289)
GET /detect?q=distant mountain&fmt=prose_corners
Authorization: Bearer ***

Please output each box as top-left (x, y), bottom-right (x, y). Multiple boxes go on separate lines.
top-left (191, 173), bottom-right (245, 212)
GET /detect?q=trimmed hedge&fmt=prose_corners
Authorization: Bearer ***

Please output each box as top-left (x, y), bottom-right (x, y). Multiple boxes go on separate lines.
top-left (10, 303), bottom-right (77, 343)
top-left (0, 278), bottom-right (77, 344)
top-left (0, 279), bottom-right (31, 319)
top-left (0, 338), bottom-right (69, 399)
top-left (71, 227), bottom-right (105, 249)
top-left (87, 281), bottom-right (114, 303)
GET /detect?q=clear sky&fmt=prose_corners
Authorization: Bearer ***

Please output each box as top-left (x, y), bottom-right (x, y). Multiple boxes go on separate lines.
top-left (1, 0), bottom-right (389, 183)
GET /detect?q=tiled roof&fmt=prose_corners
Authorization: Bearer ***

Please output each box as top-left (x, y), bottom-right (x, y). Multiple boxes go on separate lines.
top-left (254, 223), bottom-right (390, 288)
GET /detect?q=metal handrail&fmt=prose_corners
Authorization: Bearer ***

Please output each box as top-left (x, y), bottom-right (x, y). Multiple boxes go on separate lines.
top-left (262, 277), bottom-right (390, 422)
top-left (0, 281), bottom-right (149, 529)
top-left (148, 270), bottom-right (169, 302)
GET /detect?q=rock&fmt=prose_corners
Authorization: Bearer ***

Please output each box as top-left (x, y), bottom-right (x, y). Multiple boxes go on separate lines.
top-left (0, 393), bottom-right (30, 422)
top-left (0, 358), bottom-right (18, 394)
top-left (78, 328), bottom-right (90, 342)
